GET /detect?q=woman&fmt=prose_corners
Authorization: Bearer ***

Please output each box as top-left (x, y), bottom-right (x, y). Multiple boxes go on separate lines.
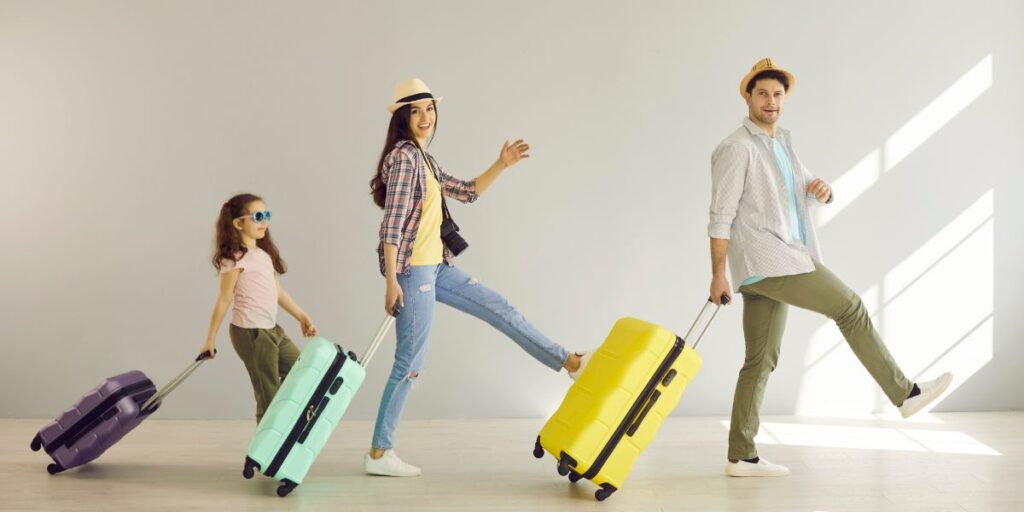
top-left (366, 78), bottom-right (590, 477)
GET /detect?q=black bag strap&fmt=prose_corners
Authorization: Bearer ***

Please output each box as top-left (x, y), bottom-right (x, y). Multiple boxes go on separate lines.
top-left (419, 149), bottom-right (454, 222)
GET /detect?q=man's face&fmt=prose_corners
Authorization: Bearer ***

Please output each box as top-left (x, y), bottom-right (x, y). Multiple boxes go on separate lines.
top-left (745, 78), bottom-right (787, 126)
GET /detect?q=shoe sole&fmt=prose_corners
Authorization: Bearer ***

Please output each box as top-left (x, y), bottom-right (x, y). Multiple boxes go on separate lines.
top-left (725, 467), bottom-right (790, 477)
top-left (365, 469), bottom-right (422, 477)
top-left (900, 373), bottom-right (953, 419)
top-left (364, 459), bottom-right (422, 477)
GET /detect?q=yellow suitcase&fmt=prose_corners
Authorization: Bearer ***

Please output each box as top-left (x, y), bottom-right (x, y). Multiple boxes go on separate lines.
top-left (533, 298), bottom-right (727, 501)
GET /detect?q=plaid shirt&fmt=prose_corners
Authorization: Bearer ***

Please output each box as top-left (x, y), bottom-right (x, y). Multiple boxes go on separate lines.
top-left (378, 140), bottom-right (478, 276)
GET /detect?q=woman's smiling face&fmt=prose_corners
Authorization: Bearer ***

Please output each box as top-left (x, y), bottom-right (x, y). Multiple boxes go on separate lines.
top-left (408, 101), bottom-right (436, 143)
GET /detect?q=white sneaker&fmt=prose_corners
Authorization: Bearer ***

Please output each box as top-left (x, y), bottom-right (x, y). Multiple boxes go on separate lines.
top-left (568, 351), bottom-right (593, 381)
top-left (725, 458), bottom-right (790, 477)
top-left (899, 372), bottom-right (953, 419)
top-left (364, 450), bottom-right (422, 477)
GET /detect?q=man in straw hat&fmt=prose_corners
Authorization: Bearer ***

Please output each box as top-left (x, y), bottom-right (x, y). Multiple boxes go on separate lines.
top-left (707, 58), bottom-right (954, 477)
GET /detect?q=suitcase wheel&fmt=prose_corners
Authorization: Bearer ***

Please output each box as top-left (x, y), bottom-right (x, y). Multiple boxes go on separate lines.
top-left (277, 480), bottom-right (297, 498)
top-left (557, 453), bottom-right (577, 476)
top-left (595, 484), bottom-right (617, 502)
top-left (532, 437), bottom-right (544, 459)
top-left (46, 463), bottom-right (65, 475)
top-left (568, 471), bottom-right (583, 483)
top-left (30, 435), bottom-right (42, 452)
top-left (242, 457), bottom-right (260, 479)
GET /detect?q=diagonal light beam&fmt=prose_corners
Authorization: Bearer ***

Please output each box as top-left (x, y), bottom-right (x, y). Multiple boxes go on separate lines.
top-left (818, 54), bottom-right (992, 227)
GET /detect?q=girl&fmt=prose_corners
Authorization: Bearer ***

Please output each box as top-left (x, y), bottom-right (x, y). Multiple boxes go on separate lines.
top-left (200, 193), bottom-right (318, 423)
top-left (365, 78), bottom-right (591, 477)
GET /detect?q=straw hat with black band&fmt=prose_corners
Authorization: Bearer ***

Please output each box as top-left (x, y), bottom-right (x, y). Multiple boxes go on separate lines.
top-left (387, 78), bottom-right (444, 113)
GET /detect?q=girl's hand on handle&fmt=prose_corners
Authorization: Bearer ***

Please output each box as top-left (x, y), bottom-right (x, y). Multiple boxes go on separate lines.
top-left (498, 139), bottom-right (530, 168)
top-left (300, 316), bottom-right (318, 337)
top-left (385, 279), bottom-right (404, 316)
top-left (200, 338), bottom-right (217, 360)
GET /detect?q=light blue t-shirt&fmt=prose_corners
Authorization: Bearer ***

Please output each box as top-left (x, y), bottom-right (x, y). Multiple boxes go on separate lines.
top-left (741, 138), bottom-right (807, 287)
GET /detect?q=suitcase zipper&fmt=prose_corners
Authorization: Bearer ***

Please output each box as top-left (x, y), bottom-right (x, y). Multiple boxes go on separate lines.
top-left (580, 336), bottom-right (684, 480)
top-left (264, 345), bottom-right (346, 478)
top-left (296, 396), bottom-right (331, 444)
top-left (295, 376), bottom-right (345, 444)
top-left (44, 379), bottom-right (155, 454)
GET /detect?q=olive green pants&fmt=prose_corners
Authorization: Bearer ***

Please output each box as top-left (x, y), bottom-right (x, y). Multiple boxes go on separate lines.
top-left (728, 260), bottom-right (914, 460)
top-left (229, 324), bottom-right (301, 423)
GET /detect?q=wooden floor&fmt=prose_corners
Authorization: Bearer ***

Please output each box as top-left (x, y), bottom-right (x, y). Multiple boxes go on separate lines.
top-left (4, 412), bottom-right (1021, 511)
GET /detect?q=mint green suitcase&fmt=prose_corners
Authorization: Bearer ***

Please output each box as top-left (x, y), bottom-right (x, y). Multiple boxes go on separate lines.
top-left (242, 315), bottom-right (395, 497)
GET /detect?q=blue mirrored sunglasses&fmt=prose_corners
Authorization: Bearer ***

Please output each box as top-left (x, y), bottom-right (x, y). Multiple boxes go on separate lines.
top-left (237, 210), bottom-right (272, 223)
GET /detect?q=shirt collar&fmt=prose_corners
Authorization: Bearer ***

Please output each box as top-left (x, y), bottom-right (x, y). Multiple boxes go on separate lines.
top-left (742, 117), bottom-right (788, 140)
top-left (398, 139), bottom-right (434, 164)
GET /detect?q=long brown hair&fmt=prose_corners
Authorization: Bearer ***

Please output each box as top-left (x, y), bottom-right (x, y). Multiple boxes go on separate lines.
top-left (370, 101), bottom-right (438, 209)
top-left (212, 193), bottom-right (287, 274)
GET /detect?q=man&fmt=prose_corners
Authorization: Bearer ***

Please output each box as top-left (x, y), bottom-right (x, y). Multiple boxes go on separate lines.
top-left (708, 58), bottom-right (953, 477)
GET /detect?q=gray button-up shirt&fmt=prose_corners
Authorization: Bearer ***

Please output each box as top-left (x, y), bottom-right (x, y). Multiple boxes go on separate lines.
top-left (708, 118), bottom-right (828, 290)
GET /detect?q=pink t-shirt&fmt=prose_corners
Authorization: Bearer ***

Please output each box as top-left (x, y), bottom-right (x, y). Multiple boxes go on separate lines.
top-left (220, 247), bottom-right (278, 329)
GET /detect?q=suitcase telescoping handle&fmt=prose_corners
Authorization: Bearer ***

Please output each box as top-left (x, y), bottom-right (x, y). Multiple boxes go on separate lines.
top-left (685, 295), bottom-right (730, 350)
top-left (359, 305), bottom-right (401, 370)
top-left (139, 350), bottom-right (215, 413)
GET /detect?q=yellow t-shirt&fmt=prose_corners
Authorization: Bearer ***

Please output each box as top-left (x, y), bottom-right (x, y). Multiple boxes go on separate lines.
top-left (408, 161), bottom-right (444, 266)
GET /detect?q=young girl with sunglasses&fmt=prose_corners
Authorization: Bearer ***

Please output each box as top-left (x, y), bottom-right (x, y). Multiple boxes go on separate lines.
top-left (199, 193), bottom-right (319, 423)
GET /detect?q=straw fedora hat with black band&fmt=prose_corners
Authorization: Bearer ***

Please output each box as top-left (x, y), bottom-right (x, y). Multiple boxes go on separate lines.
top-left (739, 58), bottom-right (796, 99)
top-left (387, 78), bottom-right (444, 114)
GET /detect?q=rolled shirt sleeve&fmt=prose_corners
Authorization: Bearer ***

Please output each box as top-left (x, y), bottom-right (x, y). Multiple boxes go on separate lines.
top-left (708, 142), bottom-right (748, 239)
top-left (429, 154), bottom-right (478, 204)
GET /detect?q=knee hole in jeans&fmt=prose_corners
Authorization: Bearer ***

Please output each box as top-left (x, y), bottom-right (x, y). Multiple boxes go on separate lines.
top-left (400, 371), bottom-right (421, 386)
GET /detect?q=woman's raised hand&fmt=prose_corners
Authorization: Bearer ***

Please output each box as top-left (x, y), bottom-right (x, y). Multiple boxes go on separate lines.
top-left (498, 139), bottom-right (530, 168)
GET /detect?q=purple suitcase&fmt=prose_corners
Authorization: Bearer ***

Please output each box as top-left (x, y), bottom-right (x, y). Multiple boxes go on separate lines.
top-left (30, 353), bottom-right (209, 474)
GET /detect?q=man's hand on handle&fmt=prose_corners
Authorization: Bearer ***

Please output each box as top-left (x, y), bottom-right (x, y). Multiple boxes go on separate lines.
top-left (710, 274), bottom-right (733, 306)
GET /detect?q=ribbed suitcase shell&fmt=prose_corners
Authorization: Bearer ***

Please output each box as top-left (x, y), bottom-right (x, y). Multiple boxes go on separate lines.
top-left (243, 337), bottom-right (365, 496)
top-left (536, 318), bottom-right (702, 500)
top-left (32, 371), bottom-right (158, 474)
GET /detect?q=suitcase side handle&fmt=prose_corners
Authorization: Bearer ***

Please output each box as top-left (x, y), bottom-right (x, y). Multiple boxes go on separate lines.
top-left (685, 295), bottom-right (729, 350)
top-left (626, 390), bottom-right (662, 437)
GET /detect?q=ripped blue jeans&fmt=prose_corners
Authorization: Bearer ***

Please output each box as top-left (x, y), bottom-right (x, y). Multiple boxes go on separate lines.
top-left (371, 263), bottom-right (569, 449)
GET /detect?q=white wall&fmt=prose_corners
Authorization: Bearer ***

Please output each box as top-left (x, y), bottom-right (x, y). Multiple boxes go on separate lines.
top-left (2, 0), bottom-right (1021, 421)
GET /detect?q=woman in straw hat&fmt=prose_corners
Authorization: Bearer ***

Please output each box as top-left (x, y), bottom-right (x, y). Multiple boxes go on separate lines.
top-left (365, 78), bottom-right (591, 477)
